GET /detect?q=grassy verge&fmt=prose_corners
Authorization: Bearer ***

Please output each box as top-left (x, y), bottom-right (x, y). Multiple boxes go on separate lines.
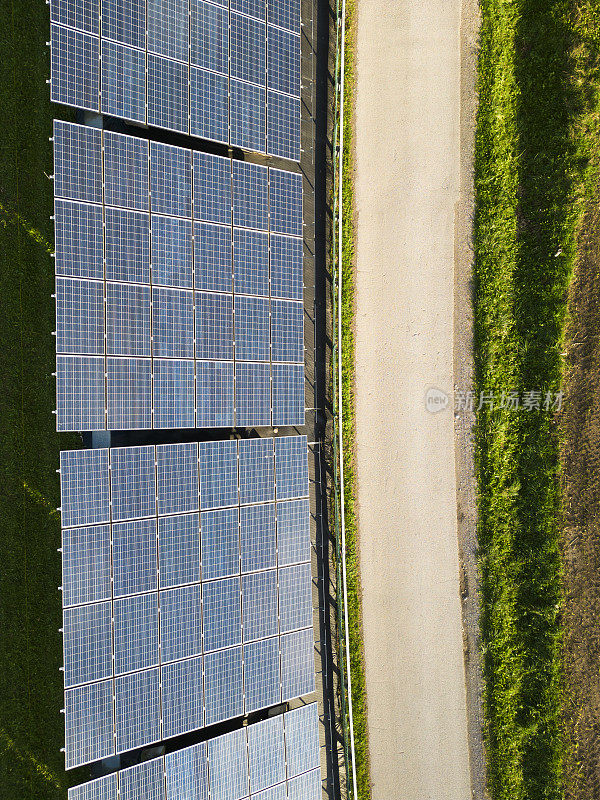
top-left (338, 0), bottom-right (371, 797)
top-left (0, 1), bottom-right (82, 797)
top-left (474, 2), bottom-right (600, 799)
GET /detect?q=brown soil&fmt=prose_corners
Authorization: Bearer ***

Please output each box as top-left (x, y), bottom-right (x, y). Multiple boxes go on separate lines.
top-left (559, 184), bottom-right (600, 800)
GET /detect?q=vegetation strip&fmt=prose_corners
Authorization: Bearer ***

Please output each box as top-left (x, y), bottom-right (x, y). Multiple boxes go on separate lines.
top-left (474, 2), bottom-right (600, 799)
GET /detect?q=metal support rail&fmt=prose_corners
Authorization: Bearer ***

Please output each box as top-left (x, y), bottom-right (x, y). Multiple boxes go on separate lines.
top-left (330, 0), bottom-right (358, 795)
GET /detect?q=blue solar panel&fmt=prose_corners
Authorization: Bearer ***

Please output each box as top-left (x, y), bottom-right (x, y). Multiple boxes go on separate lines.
top-left (233, 229), bottom-right (269, 296)
top-left (111, 445), bottom-right (156, 521)
top-left (276, 498), bottom-right (311, 566)
top-left (51, 0), bottom-right (99, 34)
top-left (56, 355), bottom-right (105, 431)
top-left (269, 169), bottom-right (302, 235)
top-left (165, 742), bottom-right (209, 800)
top-left (56, 277), bottom-right (104, 355)
top-left (243, 637), bottom-right (280, 712)
top-left (234, 295), bottom-right (270, 361)
top-left (240, 503), bottom-right (276, 572)
top-left (230, 80), bottom-right (266, 153)
top-left (151, 216), bottom-right (193, 288)
top-left (112, 519), bottom-right (158, 596)
top-left (160, 584), bottom-right (202, 661)
top-left (101, 40), bottom-right (145, 123)
top-left (247, 716), bottom-right (286, 794)
top-left (120, 760), bottom-right (165, 800)
top-left (207, 729), bottom-right (248, 800)
top-left (106, 282), bottom-right (151, 356)
top-left (238, 438), bottom-right (275, 505)
top-left (267, 26), bottom-right (301, 97)
top-left (193, 152), bottom-right (231, 225)
top-left (203, 577), bottom-right (242, 651)
top-left (190, 68), bottom-right (229, 144)
top-left (158, 513), bottom-right (201, 588)
top-left (287, 770), bottom-right (321, 800)
top-left (68, 773), bottom-right (118, 800)
top-left (51, 25), bottom-right (99, 112)
top-left (115, 668), bottom-right (161, 753)
top-left (196, 361), bottom-right (235, 428)
top-left (232, 161), bottom-right (268, 230)
top-left (54, 200), bottom-right (104, 279)
top-left (62, 602), bottom-right (112, 687)
top-left (152, 287), bottom-right (194, 358)
top-left (204, 647), bottom-right (244, 725)
top-left (269, 234), bottom-right (303, 300)
top-left (231, 13), bottom-right (266, 85)
top-left (53, 122), bottom-right (102, 204)
top-left (271, 299), bottom-right (303, 363)
top-left (284, 703), bottom-right (320, 778)
top-left (271, 363), bottom-right (304, 426)
top-left (278, 563), bottom-right (312, 633)
top-left (60, 448), bottom-right (110, 527)
top-left (195, 292), bottom-right (234, 360)
top-left (105, 208), bottom-right (151, 283)
top-left (266, 91), bottom-right (301, 161)
top-left (235, 362), bottom-right (271, 427)
top-left (267, 0), bottom-right (300, 32)
top-left (194, 223), bottom-right (232, 292)
top-left (156, 442), bottom-right (199, 515)
top-left (200, 507), bottom-right (240, 580)
top-left (251, 784), bottom-right (287, 800)
top-left (62, 524), bottom-right (112, 607)
top-left (280, 628), bottom-right (315, 701)
top-left (103, 131), bottom-right (149, 211)
top-left (275, 435), bottom-right (309, 499)
top-left (147, 0), bottom-right (188, 61)
top-left (113, 592), bottom-right (160, 674)
top-left (64, 680), bottom-right (114, 768)
top-left (147, 55), bottom-right (189, 134)
top-left (101, 0), bottom-right (146, 48)
top-left (161, 656), bottom-right (204, 739)
top-left (190, 0), bottom-right (228, 72)
top-left (242, 570), bottom-right (278, 641)
top-left (153, 359), bottom-right (196, 429)
top-left (106, 357), bottom-right (153, 429)
top-left (150, 142), bottom-right (192, 217)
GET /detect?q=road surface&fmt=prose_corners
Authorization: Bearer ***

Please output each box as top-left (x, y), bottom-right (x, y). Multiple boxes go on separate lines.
top-left (354, 1), bottom-right (476, 798)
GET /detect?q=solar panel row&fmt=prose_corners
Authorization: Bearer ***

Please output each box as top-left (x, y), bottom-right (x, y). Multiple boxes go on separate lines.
top-left (49, 0), bottom-right (302, 159)
top-left (69, 703), bottom-right (321, 800)
top-left (53, 122), bottom-right (304, 431)
top-left (60, 438), bottom-right (316, 768)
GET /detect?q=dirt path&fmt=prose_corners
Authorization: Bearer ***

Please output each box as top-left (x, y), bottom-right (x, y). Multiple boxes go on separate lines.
top-left (353, 1), bottom-right (479, 798)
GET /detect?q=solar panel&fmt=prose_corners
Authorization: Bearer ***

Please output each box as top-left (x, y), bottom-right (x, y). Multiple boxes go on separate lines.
top-left (106, 283), bottom-right (151, 356)
top-left (251, 784), bottom-right (287, 800)
top-left (203, 646), bottom-right (244, 725)
top-left (152, 288), bottom-right (194, 358)
top-left (194, 223), bottom-right (232, 292)
top-left (275, 435), bottom-right (309, 499)
top-left (195, 292), bottom-right (234, 360)
top-left (150, 141), bottom-right (192, 217)
top-left (161, 656), bottom-right (204, 738)
top-left (233, 228), bottom-right (269, 296)
top-left (62, 601), bottom-right (112, 686)
top-left (202, 577), bottom-right (242, 651)
top-left (104, 131), bottom-right (149, 211)
top-left (240, 503), bottom-right (276, 571)
top-left (147, 54), bottom-right (189, 133)
top-left (60, 448), bottom-right (110, 527)
top-left (243, 637), bottom-right (280, 712)
top-left (230, 79), bottom-right (267, 155)
top-left (62, 524), bottom-right (112, 607)
top-left (106, 357), bottom-right (153, 429)
top-left (119, 760), bottom-right (165, 800)
top-left (51, 25), bottom-right (99, 112)
top-left (53, 122), bottom-right (102, 204)
top-left (207, 729), bottom-right (248, 800)
top-left (64, 680), bottom-right (114, 769)
top-left (153, 359), bottom-right (196, 429)
top-left (101, 0), bottom-right (146, 48)
top-left (247, 715), bottom-right (285, 794)
top-left (165, 742), bottom-right (209, 800)
top-left (280, 629), bottom-right (315, 701)
top-left (110, 445), bottom-right (156, 521)
top-left (235, 362), bottom-right (272, 427)
top-left (56, 355), bottom-right (105, 431)
top-left (51, 0), bottom-right (99, 34)
top-left (284, 702), bottom-right (320, 777)
top-left (267, 26), bottom-right (300, 97)
top-left (269, 234), bottom-right (303, 300)
top-left (278, 563), bottom-right (313, 633)
top-left (115, 668), bottom-right (161, 753)
top-left (160, 584), bottom-right (203, 661)
top-left (104, 208), bottom-right (151, 283)
top-left (193, 152), bottom-right (231, 225)
top-left (272, 363), bottom-right (305, 426)
top-left (198, 439), bottom-right (238, 509)
top-left (276, 498), bottom-right (311, 566)
top-left (156, 442), bottom-right (199, 515)
top-left (151, 216), bottom-right (193, 288)
top-left (56, 277), bottom-right (104, 355)
top-left (190, 0), bottom-right (229, 72)
top-left (232, 161), bottom-right (268, 230)
top-left (234, 295), bottom-right (270, 361)
top-left (200, 507), bottom-right (240, 580)
top-left (158, 513), bottom-right (201, 587)
top-left (68, 773), bottom-right (118, 800)
top-left (147, 0), bottom-right (188, 61)
top-left (287, 770), bottom-right (322, 800)
top-left (267, 0), bottom-right (300, 32)
top-left (112, 519), bottom-right (158, 597)
top-left (271, 299), bottom-right (304, 363)
top-left (242, 569), bottom-right (278, 641)
top-left (230, 13), bottom-right (266, 85)
top-left (195, 361), bottom-right (235, 428)
top-left (113, 592), bottom-right (160, 673)
top-left (269, 169), bottom-right (302, 236)
top-left (100, 40), bottom-right (145, 123)
top-left (54, 200), bottom-right (104, 280)
top-left (239, 438), bottom-right (275, 504)
top-left (266, 91), bottom-right (301, 161)
top-left (190, 68), bottom-right (229, 144)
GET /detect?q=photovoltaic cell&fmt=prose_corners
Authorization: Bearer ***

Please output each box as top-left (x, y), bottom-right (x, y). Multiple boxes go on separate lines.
top-left (271, 299), bottom-right (304, 363)
top-left (280, 628), bottom-right (315, 701)
top-left (54, 200), bottom-right (104, 280)
top-left (251, 784), bottom-right (287, 800)
top-left (56, 355), bottom-right (105, 431)
top-left (104, 207), bottom-right (151, 283)
top-left (51, 25), bottom-right (99, 112)
top-left (160, 584), bottom-right (202, 661)
top-left (112, 519), bottom-right (158, 596)
top-left (190, 68), bottom-right (229, 144)
top-left (229, 80), bottom-right (266, 154)
top-left (198, 439), bottom-right (238, 510)
top-left (161, 656), bottom-right (204, 739)
top-left (275, 435), bottom-right (309, 500)
top-left (64, 679), bottom-right (114, 768)
top-left (115, 668), bottom-right (161, 753)
top-left (243, 637), bottom-right (280, 712)
top-left (207, 729), bottom-right (248, 800)
top-left (235, 362), bottom-right (271, 427)
top-left (202, 577), bottom-right (242, 651)
top-left (194, 223), bottom-right (232, 292)
top-left (200, 507), bottom-right (239, 580)
top-left (106, 283), bottom-right (151, 356)
top-left (276, 498), bottom-right (310, 566)
top-left (101, 40), bottom-right (145, 123)
top-left (151, 216), bottom-right (193, 288)
top-left (284, 702), bottom-right (320, 778)
top-left (267, 26), bottom-right (301, 97)
top-left (150, 142), bottom-right (192, 217)
top-left (230, 14), bottom-right (266, 85)
top-left (165, 743), bottom-right (209, 800)
top-left (68, 773), bottom-right (118, 800)
top-left (158, 513), bottom-right (201, 588)
top-left (101, 0), bottom-right (146, 49)
top-left (106, 357), bottom-right (152, 429)
top-left (113, 592), bottom-right (160, 674)
top-left (269, 169), bottom-right (302, 236)
top-left (51, 0), bottom-right (99, 34)
top-left (203, 647), bottom-right (244, 725)
top-left (103, 132), bottom-right (149, 211)
top-left (147, 55), bottom-right (189, 134)
top-left (190, 0), bottom-right (228, 72)
top-left (195, 292), bottom-right (234, 360)
top-left (153, 288), bottom-right (194, 359)
top-left (120, 760), bottom-right (165, 800)
top-left (287, 770), bottom-right (322, 800)
top-left (110, 445), bottom-right (156, 521)
top-left (247, 715), bottom-right (285, 794)
top-left (196, 361), bottom-right (235, 428)
top-left (153, 359), bottom-right (196, 429)
top-left (60, 448), bottom-right (110, 527)
top-left (241, 570), bottom-right (278, 641)
top-left (62, 601), bottom-right (112, 686)
top-left (239, 437), bottom-right (275, 505)
top-left (233, 228), bottom-right (269, 296)
top-left (240, 503), bottom-right (276, 572)
top-left (53, 122), bottom-right (102, 204)
top-left (156, 442), bottom-right (199, 515)
top-left (56, 277), bottom-right (104, 355)
top-left (234, 295), bottom-right (270, 362)
top-left (232, 161), bottom-right (268, 230)
top-left (267, 0), bottom-right (300, 32)
top-left (266, 91), bottom-right (301, 161)
top-left (278, 563), bottom-right (313, 633)
top-left (269, 234), bottom-right (303, 300)
top-left (272, 363), bottom-right (304, 427)
top-left (62, 524), bottom-right (112, 607)
top-left (193, 152), bottom-right (231, 225)
top-left (231, 0), bottom-right (264, 19)
top-left (147, 0), bottom-right (188, 61)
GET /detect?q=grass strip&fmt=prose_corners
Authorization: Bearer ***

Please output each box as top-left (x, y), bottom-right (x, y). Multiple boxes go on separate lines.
top-left (474, 2), bottom-right (600, 799)
top-left (338, 0), bottom-right (371, 797)
top-left (0, 1), bottom-right (82, 797)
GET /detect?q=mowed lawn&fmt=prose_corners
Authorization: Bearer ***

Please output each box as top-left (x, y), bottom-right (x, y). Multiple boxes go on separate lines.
top-left (475, 2), bottom-right (600, 799)
top-left (0, 0), bottom-right (83, 796)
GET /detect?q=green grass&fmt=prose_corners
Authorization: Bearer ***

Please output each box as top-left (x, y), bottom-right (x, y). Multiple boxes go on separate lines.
top-left (338, 0), bottom-right (371, 797)
top-left (0, 1), bottom-right (82, 797)
top-left (474, 2), bottom-right (600, 798)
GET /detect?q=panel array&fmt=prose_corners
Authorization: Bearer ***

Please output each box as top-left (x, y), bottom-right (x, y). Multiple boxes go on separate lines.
top-left (49, 0), bottom-right (302, 159)
top-left (60, 437), bottom-right (315, 769)
top-left (69, 704), bottom-right (321, 800)
top-left (53, 121), bottom-right (304, 432)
